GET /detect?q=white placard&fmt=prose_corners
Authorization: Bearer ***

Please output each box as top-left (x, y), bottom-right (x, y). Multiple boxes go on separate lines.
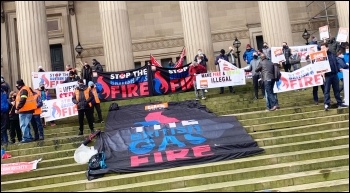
top-left (32, 71), bottom-right (69, 89)
top-left (55, 81), bottom-right (78, 99)
top-left (336, 27), bottom-right (349, 43)
top-left (43, 98), bottom-right (78, 122)
top-left (343, 69), bottom-right (349, 106)
top-left (196, 70), bottom-right (246, 89)
top-left (319, 25), bottom-right (329, 40)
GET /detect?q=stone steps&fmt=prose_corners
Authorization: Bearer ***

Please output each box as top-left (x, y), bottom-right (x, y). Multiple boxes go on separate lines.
top-left (256, 178), bottom-right (349, 192)
top-left (158, 166), bottom-right (349, 192)
top-left (4, 155), bottom-right (349, 192)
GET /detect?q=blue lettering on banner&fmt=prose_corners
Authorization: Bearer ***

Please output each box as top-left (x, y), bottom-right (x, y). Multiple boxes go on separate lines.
top-left (129, 124), bottom-right (206, 155)
top-left (110, 76), bottom-right (148, 86)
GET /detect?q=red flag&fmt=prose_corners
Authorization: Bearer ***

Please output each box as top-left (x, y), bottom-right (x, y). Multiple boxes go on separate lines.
top-left (174, 48), bottom-right (186, 68)
top-left (150, 54), bottom-right (162, 67)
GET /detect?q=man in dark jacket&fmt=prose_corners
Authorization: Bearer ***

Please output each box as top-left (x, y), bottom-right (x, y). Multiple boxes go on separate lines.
top-left (63, 71), bottom-right (80, 83)
top-left (92, 59), bottom-right (104, 73)
top-left (215, 49), bottom-right (234, 94)
top-left (255, 53), bottom-right (278, 111)
top-left (281, 42), bottom-right (292, 72)
top-left (72, 79), bottom-right (95, 135)
top-left (8, 91), bottom-right (22, 144)
top-left (81, 62), bottom-right (93, 86)
top-left (321, 42), bottom-right (348, 111)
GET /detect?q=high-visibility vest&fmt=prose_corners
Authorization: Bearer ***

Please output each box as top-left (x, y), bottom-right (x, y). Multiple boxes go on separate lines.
top-left (16, 86), bottom-right (37, 112)
top-left (74, 87), bottom-right (92, 108)
top-left (33, 94), bottom-right (42, 115)
top-left (91, 87), bottom-right (100, 104)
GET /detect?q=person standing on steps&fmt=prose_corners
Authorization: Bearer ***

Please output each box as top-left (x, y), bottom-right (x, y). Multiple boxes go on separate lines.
top-left (30, 89), bottom-right (44, 141)
top-left (189, 61), bottom-right (207, 100)
top-left (8, 91), bottom-right (22, 144)
top-left (37, 83), bottom-right (56, 127)
top-left (72, 79), bottom-right (95, 135)
top-left (244, 52), bottom-right (264, 100)
top-left (15, 79), bottom-right (36, 143)
top-left (88, 81), bottom-right (104, 124)
top-left (194, 49), bottom-right (209, 93)
top-left (215, 49), bottom-right (235, 94)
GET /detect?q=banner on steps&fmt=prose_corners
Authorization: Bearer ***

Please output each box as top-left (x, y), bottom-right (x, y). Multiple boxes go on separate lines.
top-left (41, 98), bottom-right (78, 122)
top-left (55, 81), bottom-right (78, 99)
top-left (1, 158), bottom-right (42, 175)
top-left (273, 64), bottom-right (325, 93)
top-left (32, 71), bottom-right (70, 89)
top-left (88, 101), bottom-right (264, 179)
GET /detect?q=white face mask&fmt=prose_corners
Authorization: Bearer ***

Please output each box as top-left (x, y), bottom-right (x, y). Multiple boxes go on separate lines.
top-left (346, 49), bottom-right (349, 53)
top-left (198, 51), bottom-right (202, 55)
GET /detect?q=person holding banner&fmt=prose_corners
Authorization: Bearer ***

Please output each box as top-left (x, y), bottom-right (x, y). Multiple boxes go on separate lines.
top-left (36, 83), bottom-right (56, 127)
top-left (189, 61), bottom-right (207, 100)
top-left (244, 52), bottom-right (264, 100)
top-left (216, 49), bottom-right (234, 94)
top-left (63, 71), bottom-right (80, 83)
top-left (281, 42), bottom-right (292, 72)
top-left (88, 81), bottom-right (104, 124)
top-left (72, 79), bottom-right (95, 135)
top-left (320, 43), bottom-right (348, 110)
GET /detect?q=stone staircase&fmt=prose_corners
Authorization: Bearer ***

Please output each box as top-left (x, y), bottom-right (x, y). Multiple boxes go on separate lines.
top-left (1, 81), bottom-right (349, 192)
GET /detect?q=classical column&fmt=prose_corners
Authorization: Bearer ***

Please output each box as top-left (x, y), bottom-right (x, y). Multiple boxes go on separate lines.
top-left (99, 1), bottom-right (134, 72)
top-left (258, 1), bottom-right (293, 47)
top-left (335, 1), bottom-right (349, 41)
top-left (16, 1), bottom-right (51, 87)
top-left (179, 1), bottom-right (215, 71)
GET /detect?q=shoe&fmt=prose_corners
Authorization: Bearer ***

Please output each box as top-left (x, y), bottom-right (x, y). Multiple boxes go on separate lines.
top-left (314, 101), bottom-right (319, 105)
top-left (39, 136), bottom-right (44, 141)
top-left (269, 106), bottom-right (278, 111)
top-left (90, 129), bottom-right (96, 134)
top-left (204, 89), bottom-right (208, 93)
top-left (195, 98), bottom-right (199, 101)
top-left (20, 140), bottom-right (32, 143)
top-left (338, 103), bottom-right (348, 108)
top-left (276, 106), bottom-right (280, 109)
top-left (324, 104), bottom-right (329, 111)
top-left (78, 131), bottom-right (83, 136)
top-left (201, 96), bottom-right (206, 100)
top-left (50, 123), bottom-right (56, 127)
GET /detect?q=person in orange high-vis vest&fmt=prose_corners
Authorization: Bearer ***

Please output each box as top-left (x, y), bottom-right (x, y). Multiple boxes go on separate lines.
top-left (15, 79), bottom-right (36, 143)
top-left (88, 81), bottom-right (103, 124)
top-left (72, 79), bottom-right (95, 136)
top-left (30, 90), bottom-right (44, 141)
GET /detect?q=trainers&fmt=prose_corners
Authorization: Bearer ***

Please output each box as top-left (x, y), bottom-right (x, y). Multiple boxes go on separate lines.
top-left (338, 103), bottom-right (348, 108)
top-left (314, 101), bottom-right (319, 105)
top-left (204, 89), bottom-right (208, 93)
top-left (78, 131), bottom-right (83, 136)
top-left (269, 106), bottom-right (278, 111)
top-left (324, 104), bottom-right (329, 111)
top-left (39, 136), bottom-right (44, 141)
top-left (201, 96), bottom-right (206, 100)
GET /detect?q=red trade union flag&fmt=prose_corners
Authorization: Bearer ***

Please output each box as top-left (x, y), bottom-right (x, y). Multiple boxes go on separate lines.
top-left (175, 48), bottom-right (186, 68)
top-left (150, 55), bottom-right (162, 67)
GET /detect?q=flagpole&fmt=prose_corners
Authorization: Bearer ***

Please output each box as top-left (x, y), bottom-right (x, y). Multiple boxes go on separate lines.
top-left (175, 46), bottom-right (185, 64)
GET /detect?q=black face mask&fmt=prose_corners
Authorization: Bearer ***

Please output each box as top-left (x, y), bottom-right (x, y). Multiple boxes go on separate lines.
top-left (41, 86), bottom-right (45, 90)
top-left (263, 45), bottom-right (268, 48)
top-left (253, 55), bottom-right (258, 59)
top-left (91, 86), bottom-right (94, 89)
top-left (283, 45), bottom-right (287, 49)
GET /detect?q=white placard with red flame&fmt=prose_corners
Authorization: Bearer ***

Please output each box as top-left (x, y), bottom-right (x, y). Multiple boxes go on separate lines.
top-left (32, 72), bottom-right (69, 89)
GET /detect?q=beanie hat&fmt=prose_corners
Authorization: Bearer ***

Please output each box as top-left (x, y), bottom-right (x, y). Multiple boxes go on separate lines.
top-left (88, 81), bottom-right (94, 87)
top-left (16, 79), bottom-right (25, 86)
top-left (220, 49), bottom-right (225, 54)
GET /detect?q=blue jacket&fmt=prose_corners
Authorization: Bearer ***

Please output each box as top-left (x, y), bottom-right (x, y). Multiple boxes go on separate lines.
top-left (243, 48), bottom-right (256, 65)
top-left (337, 57), bottom-right (349, 80)
top-left (344, 52), bottom-right (349, 64)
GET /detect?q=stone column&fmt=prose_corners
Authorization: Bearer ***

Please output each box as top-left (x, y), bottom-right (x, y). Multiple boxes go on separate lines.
top-left (258, 1), bottom-right (293, 47)
top-left (16, 1), bottom-right (51, 87)
top-left (335, 1), bottom-right (349, 41)
top-left (99, 1), bottom-right (134, 72)
top-left (179, 1), bottom-right (215, 72)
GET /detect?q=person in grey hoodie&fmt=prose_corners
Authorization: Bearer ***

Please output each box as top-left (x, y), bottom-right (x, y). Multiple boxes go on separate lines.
top-left (262, 42), bottom-right (271, 60)
top-left (244, 52), bottom-right (264, 100)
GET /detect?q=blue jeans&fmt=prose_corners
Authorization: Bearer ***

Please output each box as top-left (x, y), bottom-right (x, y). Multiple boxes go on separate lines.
top-left (1, 112), bottom-right (9, 143)
top-left (264, 80), bottom-right (277, 109)
top-left (312, 85), bottom-right (324, 102)
top-left (31, 115), bottom-right (44, 139)
top-left (324, 74), bottom-right (342, 105)
top-left (19, 113), bottom-right (33, 141)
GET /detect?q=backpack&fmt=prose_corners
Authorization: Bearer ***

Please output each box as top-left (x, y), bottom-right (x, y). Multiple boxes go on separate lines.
top-left (109, 103), bottom-right (119, 111)
top-left (88, 151), bottom-right (107, 170)
top-left (1, 88), bottom-right (9, 113)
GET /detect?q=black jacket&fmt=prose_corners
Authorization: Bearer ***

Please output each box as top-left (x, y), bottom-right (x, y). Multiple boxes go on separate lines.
top-left (72, 85), bottom-right (93, 111)
top-left (282, 47), bottom-right (292, 65)
top-left (92, 62), bottom-right (104, 73)
top-left (255, 58), bottom-right (275, 81)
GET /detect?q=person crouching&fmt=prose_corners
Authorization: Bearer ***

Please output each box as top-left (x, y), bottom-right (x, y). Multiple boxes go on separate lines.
top-left (72, 79), bottom-right (95, 135)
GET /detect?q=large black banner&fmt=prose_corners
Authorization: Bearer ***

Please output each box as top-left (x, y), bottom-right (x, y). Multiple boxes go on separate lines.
top-left (89, 101), bottom-right (264, 178)
top-left (96, 64), bottom-right (194, 101)
top-left (152, 64), bottom-right (194, 96)
top-left (96, 65), bottom-right (151, 101)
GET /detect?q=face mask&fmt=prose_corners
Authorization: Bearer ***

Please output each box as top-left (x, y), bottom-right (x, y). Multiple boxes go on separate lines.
top-left (263, 45), bottom-right (267, 48)
top-left (41, 86), bottom-right (45, 90)
top-left (346, 49), bottom-right (349, 53)
top-left (283, 45), bottom-right (287, 49)
top-left (198, 51), bottom-right (202, 55)
top-left (91, 85), bottom-right (94, 88)
top-left (246, 48), bottom-right (251, 50)
top-left (197, 59), bottom-right (202, 63)
top-left (253, 55), bottom-right (258, 59)
top-left (16, 86), bottom-right (21, 90)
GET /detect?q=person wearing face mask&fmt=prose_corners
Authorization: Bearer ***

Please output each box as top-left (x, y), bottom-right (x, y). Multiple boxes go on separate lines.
top-left (281, 42), bottom-right (292, 72)
top-left (194, 49), bottom-right (209, 69)
top-left (63, 71), bottom-right (80, 83)
top-left (215, 49), bottom-right (234, 94)
top-left (15, 79), bottom-right (36, 143)
top-left (36, 83), bottom-right (56, 127)
top-left (227, 46), bottom-right (238, 66)
top-left (8, 91), bottom-right (22, 144)
top-left (243, 44), bottom-right (256, 65)
top-left (81, 62), bottom-right (93, 86)
top-left (336, 50), bottom-right (349, 97)
top-left (72, 79), bottom-right (95, 135)
top-left (320, 42), bottom-right (347, 111)
top-left (262, 42), bottom-right (271, 60)
top-left (92, 59), bottom-right (104, 73)
top-left (244, 52), bottom-right (264, 100)
top-left (344, 45), bottom-right (349, 65)
top-left (88, 81), bottom-right (104, 124)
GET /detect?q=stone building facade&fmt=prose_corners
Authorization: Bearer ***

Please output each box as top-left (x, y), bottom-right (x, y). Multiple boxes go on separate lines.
top-left (1, 1), bottom-right (348, 88)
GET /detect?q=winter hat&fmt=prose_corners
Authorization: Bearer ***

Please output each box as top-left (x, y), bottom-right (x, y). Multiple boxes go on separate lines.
top-left (16, 79), bottom-right (25, 86)
top-left (88, 81), bottom-right (94, 87)
top-left (220, 49), bottom-right (225, 55)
